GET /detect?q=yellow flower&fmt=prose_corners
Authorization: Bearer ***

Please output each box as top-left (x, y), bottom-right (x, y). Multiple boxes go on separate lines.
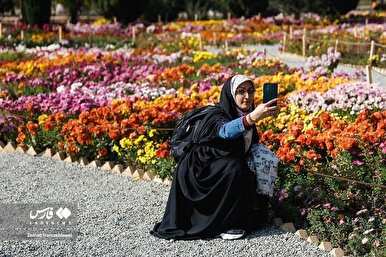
top-left (38, 114), bottom-right (48, 125)
top-left (149, 129), bottom-right (157, 138)
top-left (134, 135), bottom-right (146, 144)
top-left (112, 145), bottom-right (121, 156)
top-left (120, 138), bottom-right (132, 149)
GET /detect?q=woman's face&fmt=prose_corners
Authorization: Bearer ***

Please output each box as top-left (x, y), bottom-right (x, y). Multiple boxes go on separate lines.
top-left (235, 81), bottom-right (255, 111)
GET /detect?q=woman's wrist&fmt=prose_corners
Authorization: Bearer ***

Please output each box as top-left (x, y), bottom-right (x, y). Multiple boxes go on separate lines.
top-left (246, 114), bottom-right (256, 125)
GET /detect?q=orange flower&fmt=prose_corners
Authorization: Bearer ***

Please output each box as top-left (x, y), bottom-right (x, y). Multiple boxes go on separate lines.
top-left (57, 141), bottom-right (65, 151)
top-left (306, 150), bottom-right (320, 161)
top-left (26, 121), bottom-right (39, 136)
top-left (136, 125), bottom-right (146, 135)
top-left (108, 128), bottom-right (121, 140)
top-left (98, 148), bottom-right (108, 157)
top-left (16, 132), bottom-right (26, 143)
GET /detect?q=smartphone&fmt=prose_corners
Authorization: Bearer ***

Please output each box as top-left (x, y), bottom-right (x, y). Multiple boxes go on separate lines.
top-left (263, 83), bottom-right (278, 106)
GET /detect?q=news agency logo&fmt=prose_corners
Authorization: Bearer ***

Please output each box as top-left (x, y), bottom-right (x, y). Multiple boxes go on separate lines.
top-left (29, 207), bottom-right (72, 226)
top-left (29, 207), bottom-right (72, 220)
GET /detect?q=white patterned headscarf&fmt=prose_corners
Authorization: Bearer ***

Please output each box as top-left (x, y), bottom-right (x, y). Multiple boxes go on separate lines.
top-left (230, 74), bottom-right (253, 101)
top-left (229, 74), bottom-right (254, 152)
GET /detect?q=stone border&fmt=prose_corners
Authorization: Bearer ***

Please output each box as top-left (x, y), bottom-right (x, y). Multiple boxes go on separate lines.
top-left (0, 141), bottom-right (172, 186)
top-left (0, 141), bottom-right (346, 256)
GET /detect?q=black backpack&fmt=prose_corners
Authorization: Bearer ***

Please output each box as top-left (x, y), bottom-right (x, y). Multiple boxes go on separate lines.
top-left (171, 105), bottom-right (215, 162)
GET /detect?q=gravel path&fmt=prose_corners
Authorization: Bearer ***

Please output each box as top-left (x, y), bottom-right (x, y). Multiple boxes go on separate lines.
top-left (0, 152), bottom-right (331, 257)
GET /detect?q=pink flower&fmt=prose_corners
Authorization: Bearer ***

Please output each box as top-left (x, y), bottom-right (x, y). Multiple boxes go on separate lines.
top-left (374, 240), bottom-right (381, 247)
top-left (348, 233), bottom-right (357, 240)
top-left (356, 209), bottom-right (368, 216)
top-left (362, 238), bottom-right (369, 244)
top-left (352, 160), bottom-right (364, 166)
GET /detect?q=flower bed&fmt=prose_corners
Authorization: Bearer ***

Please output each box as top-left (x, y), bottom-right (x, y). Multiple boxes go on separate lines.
top-left (0, 17), bottom-right (385, 256)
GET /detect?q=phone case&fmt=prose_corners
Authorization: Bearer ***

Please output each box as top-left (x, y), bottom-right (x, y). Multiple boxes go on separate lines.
top-left (263, 83), bottom-right (278, 105)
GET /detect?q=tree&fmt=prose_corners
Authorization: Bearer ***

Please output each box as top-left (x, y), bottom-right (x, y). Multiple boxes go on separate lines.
top-left (143, 0), bottom-right (181, 22)
top-left (178, 0), bottom-right (211, 20)
top-left (268, 0), bottom-right (359, 18)
top-left (58, 0), bottom-right (89, 24)
top-left (0, 0), bottom-right (14, 15)
top-left (91, 0), bottom-right (149, 25)
top-left (22, 0), bottom-right (52, 26)
top-left (228, 0), bottom-right (269, 18)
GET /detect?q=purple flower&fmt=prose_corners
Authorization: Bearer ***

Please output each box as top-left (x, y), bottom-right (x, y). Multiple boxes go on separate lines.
top-left (277, 189), bottom-right (289, 202)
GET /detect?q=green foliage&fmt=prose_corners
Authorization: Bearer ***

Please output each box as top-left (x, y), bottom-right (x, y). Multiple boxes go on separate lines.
top-left (149, 156), bottom-right (176, 180)
top-left (0, 51), bottom-right (32, 62)
top-left (22, 0), bottom-right (51, 26)
top-left (228, 0), bottom-right (269, 18)
top-left (268, 0), bottom-right (360, 18)
top-left (58, 0), bottom-right (87, 24)
top-left (91, 0), bottom-right (149, 25)
top-left (143, 0), bottom-right (181, 22)
top-left (0, 0), bottom-right (14, 14)
top-left (273, 142), bottom-right (386, 256)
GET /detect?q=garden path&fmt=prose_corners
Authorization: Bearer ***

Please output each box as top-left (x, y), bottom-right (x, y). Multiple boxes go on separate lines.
top-left (0, 152), bottom-right (330, 257)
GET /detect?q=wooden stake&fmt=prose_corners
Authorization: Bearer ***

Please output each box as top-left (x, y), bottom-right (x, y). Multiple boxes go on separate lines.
top-left (132, 26), bottom-right (136, 42)
top-left (0, 23), bottom-right (2, 38)
top-left (302, 28), bottom-right (306, 57)
top-left (227, 12), bottom-right (231, 20)
top-left (366, 65), bottom-right (373, 84)
top-left (58, 25), bottom-right (63, 41)
top-left (289, 25), bottom-right (293, 40)
top-left (194, 14), bottom-right (198, 21)
top-left (158, 15), bottom-right (161, 24)
top-left (113, 17), bottom-right (117, 24)
top-left (225, 40), bottom-right (228, 52)
top-left (198, 34), bottom-right (202, 51)
top-left (282, 32), bottom-right (287, 53)
top-left (354, 26), bottom-right (358, 37)
top-left (334, 39), bottom-right (339, 55)
top-left (369, 40), bottom-right (375, 60)
top-left (365, 18), bottom-right (369, 37)
top-left (20, 30), bottom-right (24, 41)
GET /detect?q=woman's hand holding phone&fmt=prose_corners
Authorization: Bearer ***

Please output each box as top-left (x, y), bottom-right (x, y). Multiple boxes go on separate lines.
top-left (246, 82), bottom-right (279, 124)
top-left (247, 98), bottom-right (279, 124)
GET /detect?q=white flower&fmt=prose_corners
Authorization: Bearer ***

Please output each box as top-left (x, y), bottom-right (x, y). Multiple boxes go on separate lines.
top-left (70, 82), bottom-right (83, 93)
top-left (361, 237), bottom-right (369, 244)
top-left (56, 85), bottom-right (66, 93)
top-left (363, 228), bottom-right (374, 235)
